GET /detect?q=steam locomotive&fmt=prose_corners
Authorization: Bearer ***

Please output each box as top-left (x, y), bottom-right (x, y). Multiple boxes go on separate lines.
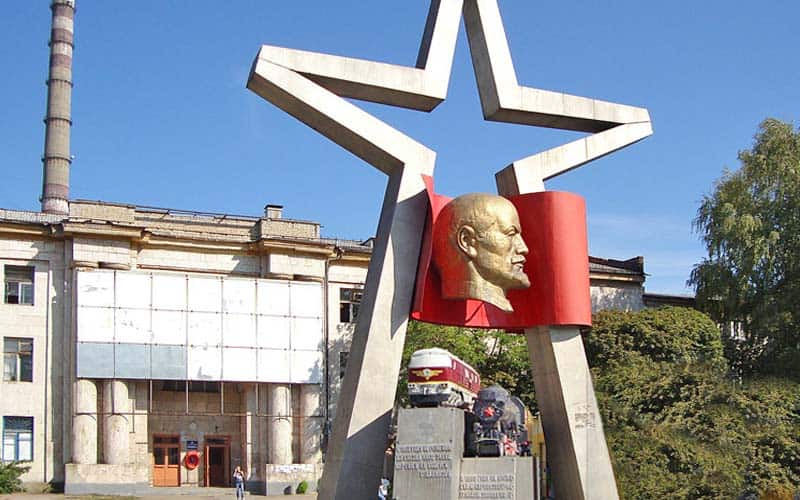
top-left (465, 384), bottom-right (530, 457)
top-left (406, 349), bottom-right (529, 457)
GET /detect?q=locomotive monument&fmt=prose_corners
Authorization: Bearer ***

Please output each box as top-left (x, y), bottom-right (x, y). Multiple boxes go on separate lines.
top-left (247, 0), bottom-right (651, 498)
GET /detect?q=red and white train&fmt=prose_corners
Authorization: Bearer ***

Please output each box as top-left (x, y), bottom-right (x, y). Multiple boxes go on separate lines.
top-left (407, 348), bottom-right (481, 407)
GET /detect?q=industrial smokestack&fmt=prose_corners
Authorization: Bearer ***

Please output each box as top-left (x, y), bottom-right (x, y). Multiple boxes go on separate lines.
top-left (41, 0), bottom-right (75, 215)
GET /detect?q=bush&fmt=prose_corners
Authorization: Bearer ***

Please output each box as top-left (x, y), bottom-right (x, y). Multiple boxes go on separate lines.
top-left (0, 461), bottom-right (30, 494)
top-left (588, 307), bottom-right (800, 499)
top-left (296, 480), bottom-right (308, 494)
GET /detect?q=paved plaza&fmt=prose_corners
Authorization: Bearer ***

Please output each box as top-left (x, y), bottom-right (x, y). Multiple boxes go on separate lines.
top-left (1, 493), bottom-right (317, 500)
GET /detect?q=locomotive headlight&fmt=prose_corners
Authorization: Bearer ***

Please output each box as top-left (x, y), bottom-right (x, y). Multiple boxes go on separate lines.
top-left (408, 383), bottom-right (419, 393)
top-left (438, 383), bottom-right (449, 392)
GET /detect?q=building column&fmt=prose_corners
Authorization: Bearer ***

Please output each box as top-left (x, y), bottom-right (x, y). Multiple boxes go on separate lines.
top-left (72, 379), bottom-right (98, 464)
top-left (102, 380), bottom-right (130, 464)
top-left (244, 384), bottom-right (261, 480)
top-left (300, 384), bottom-right (323, 464)
top-left (268, 384), bottom-right (293, 464)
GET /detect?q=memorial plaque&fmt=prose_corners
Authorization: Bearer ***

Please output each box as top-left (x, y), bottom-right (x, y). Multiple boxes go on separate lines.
top-left (459, 457), bottom-right (533, 500)
top-left (393, 407), bottom-right (464, 500)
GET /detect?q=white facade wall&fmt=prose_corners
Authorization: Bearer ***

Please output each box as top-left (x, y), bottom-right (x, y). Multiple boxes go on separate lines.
top-left (325, 261), bottom-right (368, 420)
top-left (590, 282), bottom-right (645, 312)
top-left (0, 237), bottom-right (65, 486)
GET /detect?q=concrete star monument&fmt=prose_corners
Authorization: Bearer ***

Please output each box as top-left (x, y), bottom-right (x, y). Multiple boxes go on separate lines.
top-left (247, 1), bottom-right (652, 499)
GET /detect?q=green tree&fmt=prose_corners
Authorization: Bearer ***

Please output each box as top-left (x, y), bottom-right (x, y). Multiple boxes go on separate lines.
top-left (689, 118), bottom-right (800, 377)
top-left (587, 307), bottom-right (800, 499)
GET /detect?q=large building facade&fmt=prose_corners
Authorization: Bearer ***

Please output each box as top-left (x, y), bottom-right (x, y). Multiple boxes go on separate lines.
top-left (0, 201), bottom-right (370, 493)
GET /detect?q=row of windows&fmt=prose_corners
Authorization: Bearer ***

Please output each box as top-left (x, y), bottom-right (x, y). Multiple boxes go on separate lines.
top-left (2, 416), bottom-right (33, 462)
top-left (2, 267), bottom-right (36, 463)
top-left (4, 266), bottom-right (34, 306)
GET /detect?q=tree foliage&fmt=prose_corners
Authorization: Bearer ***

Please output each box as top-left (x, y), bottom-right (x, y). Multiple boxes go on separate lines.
top-left (588, 307), bottom-right (800, 499)
top-left (689, 118), bottom-right (800, 377)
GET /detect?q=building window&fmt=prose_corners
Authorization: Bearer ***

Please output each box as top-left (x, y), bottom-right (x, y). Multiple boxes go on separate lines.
top-left (161, 380), bottom-right (220, 393)
top-left (2, 416), bottom-right (33, 462)
top-left (339, 351), bottom-right (349, 380)
top-left (4, 266), bottom-right (34, 305)
top-left (3, 338), bottom-right (33, 382)
top-left (339, 288), bottom-right (362, 323)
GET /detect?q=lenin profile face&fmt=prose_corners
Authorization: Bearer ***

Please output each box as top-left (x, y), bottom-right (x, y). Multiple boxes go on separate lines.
top-left (432, 193), bottom-right (530, 312)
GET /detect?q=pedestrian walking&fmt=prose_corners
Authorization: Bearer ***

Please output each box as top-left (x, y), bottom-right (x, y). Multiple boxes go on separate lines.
top-left (233, 465), bottom-right (245, 499)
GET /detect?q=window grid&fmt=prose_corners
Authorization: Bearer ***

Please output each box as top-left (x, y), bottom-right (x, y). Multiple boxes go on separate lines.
top-left (3, 338), bottom-right (33, 382)
top-left (339, 288), bottom-right (362, 323)
top-left (2, 416), bottom-right (33, 462)
top-left (4, 266), bottom-right (34, 306)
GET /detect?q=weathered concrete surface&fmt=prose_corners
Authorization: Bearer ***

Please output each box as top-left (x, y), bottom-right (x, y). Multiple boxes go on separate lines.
top-left (525, 327), bottom-right (619, 500)
top-left (267, 384), bottom-right (293, 465)
top-left (102, 380), bottom-right (130, 465)
top-left (393, 407), bottom-right (465, 500)
top-left (63, 463), bottom-right (149, 495)
top-left (264, 464), bottom-right (322, 497)
top-left (71, 379), bottom-right (97, 465)
top-left (459, 456), bottom-right (534, 500)
top-left (300, 384), bottom-right (323, 464)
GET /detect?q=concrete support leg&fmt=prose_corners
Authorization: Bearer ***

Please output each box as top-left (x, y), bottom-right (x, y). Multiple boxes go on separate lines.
top-left (268, 384), bottom-right (293, 465)
top-left (300, 384), bottom-right (323, 464)
top-left (318, 170), bottom-right (429, 500)
top-left (102, 380), bottom-right (130, 465)
top-left (526, 326), bottom-right (619, 500)
top-left (72, 379), bottom-right (98, 464)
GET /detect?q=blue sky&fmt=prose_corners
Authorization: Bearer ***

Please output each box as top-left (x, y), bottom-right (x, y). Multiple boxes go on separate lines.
top-left (2, 1), bottom-right (798, 295)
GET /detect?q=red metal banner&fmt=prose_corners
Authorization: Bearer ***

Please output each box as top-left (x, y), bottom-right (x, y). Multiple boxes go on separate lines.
top-left (411, 176), bottom-right (592, 330)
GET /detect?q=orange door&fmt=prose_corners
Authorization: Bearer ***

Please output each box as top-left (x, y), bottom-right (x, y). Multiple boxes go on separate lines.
top-left (153, 436), bottom-right (181, 487)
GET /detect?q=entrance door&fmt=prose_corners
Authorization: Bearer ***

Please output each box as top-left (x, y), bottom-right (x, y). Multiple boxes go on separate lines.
top-left (205, 437), bottom-right (230, 487)
top-left (153, 435), bottom-right (181, 487)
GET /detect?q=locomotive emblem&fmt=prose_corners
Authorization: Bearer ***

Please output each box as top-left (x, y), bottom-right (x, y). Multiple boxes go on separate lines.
top-left (411, 368), bottom-right (443, 381)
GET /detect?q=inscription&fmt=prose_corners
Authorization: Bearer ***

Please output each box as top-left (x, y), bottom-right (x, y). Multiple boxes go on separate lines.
top-left (459, 473), bottom-right (515, 499)
top-left (394, 443), bottom-right (453, 479)
top-left (574, 404), bottom-right (597, 429)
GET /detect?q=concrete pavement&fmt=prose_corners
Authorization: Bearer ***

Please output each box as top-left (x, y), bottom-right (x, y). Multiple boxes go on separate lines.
top-left (1, 494), bottom-right (317, 500)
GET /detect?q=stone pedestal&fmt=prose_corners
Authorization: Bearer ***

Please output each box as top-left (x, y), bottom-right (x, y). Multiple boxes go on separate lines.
top-left (393, 407), bottom-right (464, 500)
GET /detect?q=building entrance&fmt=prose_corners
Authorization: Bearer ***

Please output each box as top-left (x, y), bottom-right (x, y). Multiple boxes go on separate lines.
top-left (205, 437), bottom-right (230, 487)
top-left (153, 435), bottom-right (181, 487)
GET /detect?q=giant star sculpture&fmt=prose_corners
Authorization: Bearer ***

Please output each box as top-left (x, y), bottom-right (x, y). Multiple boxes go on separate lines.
top-left (248, 1), bottom-right (651, 499)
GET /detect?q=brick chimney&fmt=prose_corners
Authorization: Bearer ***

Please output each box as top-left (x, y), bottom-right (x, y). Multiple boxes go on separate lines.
top-left (41, 0), bottom-right (75, 215)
